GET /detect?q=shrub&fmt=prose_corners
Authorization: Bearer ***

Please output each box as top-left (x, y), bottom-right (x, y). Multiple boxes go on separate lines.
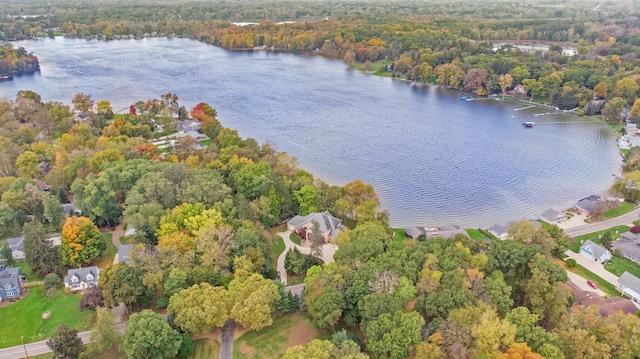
top-left (44, 273), bottom-right (61, 290)
top-left (631, 225), bottom-right (640, 234)
top-left (566, 259), bottom-right (576, 268)
top-left (177, 332), bottom-right (194, 358)
top-left (156, 297), bottom-right (169, 308)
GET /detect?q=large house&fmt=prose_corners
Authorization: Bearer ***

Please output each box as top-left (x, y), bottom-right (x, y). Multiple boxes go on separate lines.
top-left (617, 271), bottom-right (640, 309)
top-left (64, 266), bottom-right (100, 291)
top-left (573, 195), bottom-right (601, 216)
top-left (287, 211), bottom-right (346, 243)
top-left (0, 265), bottom-right (24, 301)
top-left (175, 120), bottom-right (201, 133)
top-left (488, 224), bottom-right (508, 240)
top-left (5, 236), bottom-right (25, 260)
top-left (613, 232), bottom-right (640, 265)
top-left (538, 208), bottom-right (567, 223)
top-left (580, 240), bottom-right (612, 264)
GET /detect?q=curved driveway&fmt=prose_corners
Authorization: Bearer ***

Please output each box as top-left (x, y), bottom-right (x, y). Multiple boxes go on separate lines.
top-left (276, 230), bottom-right (337, 285)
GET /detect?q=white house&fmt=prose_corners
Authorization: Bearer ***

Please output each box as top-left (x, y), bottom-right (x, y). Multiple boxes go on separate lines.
top-left (617, 271), bottom-right (640, 309)
top-left (488, 224), bottom-right (508, 240)
top-left (580, 240), bottom-right (612, 264)
top-left (5, 236), bottom-right (25, 260)
top-left (539, 208), bottom-right (567, 223)
top-left (64, 266), bottom-right (100, 291)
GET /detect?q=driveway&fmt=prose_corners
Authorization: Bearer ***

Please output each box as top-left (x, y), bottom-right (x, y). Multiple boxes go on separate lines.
top-left (564, 250), bottom-right (619, 286)
top-left (566, 271), bottom-right (606, 297)
top-left (276, 230), bottom-right (337, 285)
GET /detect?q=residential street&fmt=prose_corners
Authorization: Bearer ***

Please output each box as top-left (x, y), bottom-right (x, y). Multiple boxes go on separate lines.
top-left (564, 207), bottom-right (640, 237)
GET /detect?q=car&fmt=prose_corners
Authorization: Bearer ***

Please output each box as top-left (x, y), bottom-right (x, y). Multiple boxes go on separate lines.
top-left (587, 280), bottom-right (598, 289)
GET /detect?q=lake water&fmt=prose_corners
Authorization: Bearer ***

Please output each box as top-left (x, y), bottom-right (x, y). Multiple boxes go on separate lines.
top-left (0, 37), bottom-right (622, 228)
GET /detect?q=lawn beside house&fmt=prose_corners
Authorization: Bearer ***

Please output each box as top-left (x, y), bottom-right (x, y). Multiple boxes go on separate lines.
top-left (465, 228), bottom-right (489, 240)
top-left (602, 202), bottom-right (635, 219)
top-left (93, 233), bottom-right (115, 269)
top-left (16, 261), bottom-right (44, 282)
top-left (569, 225), bottom-right (630, 252)
top-left (604, 256), bottom-right (640, 278)
top-left (0, 286), bottom-right (94, 348)
top-left (271, 235), bottom-right (285, 271)
top-left (554, 258), bottom-right (620, 298)
top-left (289, 232), bottom-right (301, 246)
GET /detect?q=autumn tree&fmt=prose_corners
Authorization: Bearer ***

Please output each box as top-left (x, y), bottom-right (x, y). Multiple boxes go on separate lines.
top-left (47, 324), bottom-right (84, 359)
top-left (602, 97), bottom-right (627, 122)
top-left (343, 180), bottom-right (379, 221)
top-left (61, 216), bottom-right (106, 266)
top-left (120, 310), bottom-right (182, 359)
top-left (72, 93), bottom-right (94, 113)
top-left (499, 74), bottom-right (514, 99)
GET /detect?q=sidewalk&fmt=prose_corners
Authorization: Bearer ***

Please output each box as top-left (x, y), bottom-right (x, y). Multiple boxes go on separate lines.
top-left (564, 250), bottom-right (619, 286)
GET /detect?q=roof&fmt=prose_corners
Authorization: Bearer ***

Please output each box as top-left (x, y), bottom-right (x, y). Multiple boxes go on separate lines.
top-left (64, 266), bottom-right (100, 285)
top-left (404, 226), bottom-right (426, 238)
top-left (489, 224), bottom-right (507, 237)
top-left (0, 266), bottom-right (21, 290)
top-left (540, 208), bottom-right (566, 222)
top-left (62, 203), bottom-right (79, 215)
top-left (288, 211), bottom-right (345, 233)
top-left (581, 240), bottom-right (610, 259)
top-left (574, 195), bottom-right (600, 213)
top-left (175, 120), bottom-right (201, 133)
top-left (174, 131), bottom-right (209, 141)
top-left (568, 281), bottom-right (638, 317)
top-left (619, 231), bottom-right (639, 241)
top-left (119, 244), bottom-right (133, 265)
top-left (612, 237), bottom-right (640, 262)
top-left (5, 236), bottom-right (24, 253)
top-left (618, 271), bottom-right (640, 296)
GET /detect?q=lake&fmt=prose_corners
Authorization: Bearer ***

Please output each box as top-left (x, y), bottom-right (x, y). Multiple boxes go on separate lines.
top-left (0, 37), bottom-right (622, 228)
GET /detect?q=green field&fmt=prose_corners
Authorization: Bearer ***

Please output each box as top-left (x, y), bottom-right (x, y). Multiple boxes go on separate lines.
top-left (94, 233), bottom-right (115, 269)
top-left (189, 338), bottom-right (220, 359)
top-left (604, 256), bottom-right (640, 278)
top-left (392, 228), bottom-right (407, 243)
top-left (0, 286), bottom-right (95, 348)
top-left (271, 235), bottom-right (285, 270)
top-left (16, 261), bottom-right (44, 282)
top-left (200, 139), bottom-right (212, 147)
top-left (602, 202), bottom-right (635, 219)
top-left (289, 232), bottom-right (301, 246)
top-left (465, 228), bottom-right (489, 240)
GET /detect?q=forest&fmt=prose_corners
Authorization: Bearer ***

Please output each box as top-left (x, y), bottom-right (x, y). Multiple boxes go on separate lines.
top-left (0, 44), bottom-right (39, 77)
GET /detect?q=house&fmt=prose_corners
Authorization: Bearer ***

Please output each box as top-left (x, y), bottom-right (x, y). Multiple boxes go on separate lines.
top-left (287, 211), bottom-right (346, 243)
top-left (38, 161), bottom-right (52, 175)
top-left (573, 195), bottom-right (601, 216)
top-left (174, 131), bottom-right (209, 142)
top-left (539, 208), bottom-right (567, 223)
top-left (580, 240), bottom-right (612, 264)
top-left (34, 179), bottom-right (51, 191)
top-left (567, 281), bottom-right (638, 317)
top-left (617, 271), bottom-right (640, 309)
top-left (404, 225), bottom-right (467, 240)
top-left (404, 226), bottom-right (426, 240)
top-left (47, 235), bottom-right (62, 247)
top-left (5, 236), bottom-right (25, 260)
top-left (116, 244), bottom-right (133, 265)
top-left (612, 233), bottom-right (640, 264)
top-left (62, 203), bottom-right (81, 216)
top-left (175, 120), bottom-right (201, 133)
top-left (488, 224), bottom-right (508, 240)
top-left (64, 266), bottom-right (100, 291)
top-left (0, 265), bottom-right (24, 301)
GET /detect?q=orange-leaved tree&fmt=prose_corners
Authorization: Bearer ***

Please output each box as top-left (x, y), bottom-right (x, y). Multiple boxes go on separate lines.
top-left (61, 216), bottom-right (106, 267)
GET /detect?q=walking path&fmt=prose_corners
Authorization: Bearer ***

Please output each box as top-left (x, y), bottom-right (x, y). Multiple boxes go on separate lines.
top-left (564, 250), bottom-right (620, 287)
top-left (276, 230), bottom-right (337, 285)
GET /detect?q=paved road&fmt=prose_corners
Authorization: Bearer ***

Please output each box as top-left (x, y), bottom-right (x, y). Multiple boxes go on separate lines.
top-left (564, 250), bottom-right (620, 286)
top-left (565, 207), bottom-right (640, 237)
top-left (566, 271), bottom-right (606, 296)
top-left (276, 230), bottom-right (337, 285)
top-left (0, 323), bottom-right (126, 359)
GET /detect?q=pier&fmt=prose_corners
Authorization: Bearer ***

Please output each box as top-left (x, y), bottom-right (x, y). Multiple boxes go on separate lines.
top-left (514, 105), bottom-right (536, 111)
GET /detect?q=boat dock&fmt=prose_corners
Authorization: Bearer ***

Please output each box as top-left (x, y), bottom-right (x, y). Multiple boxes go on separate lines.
top-left (514, 105), bottom-right (536, 111)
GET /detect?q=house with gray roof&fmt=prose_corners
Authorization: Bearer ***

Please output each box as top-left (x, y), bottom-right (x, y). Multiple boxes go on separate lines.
top-left (539, 208), bottom-right (567, 223)
top-left (0, 265), bottom-right (24, 301)
top-left (64, 266), bottom-right (100, 291)
top-left (287, 211), bottom-right (346, 243)
top-left (405, 225), bottom-right (467, 240)
top-left (174, 131), bottom-right (209, 142)
top-left (62, 203), bottom-right (81, 216)
top-left (175, 120), bottom-right (201, 133)
top-left (115, 244), bottom-right (133, 265)
top-left (488, 224), bottom-right (508, 240)
top-left (404, 226), bottom-right (426, 240)
top-left (573, 195), bottom-right (601, 216)
top-left (617, 271), bottom-right (640, 309)
top-left (613, 233), bottom-right (640, 265)
top-left (5, 236), bottom-right (25, 260)
top-left (580, 240), bottom-right (612, 264)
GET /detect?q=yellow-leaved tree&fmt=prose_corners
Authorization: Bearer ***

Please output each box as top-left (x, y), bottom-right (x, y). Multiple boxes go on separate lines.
top-left (61, 216), bottom-right (106, 266)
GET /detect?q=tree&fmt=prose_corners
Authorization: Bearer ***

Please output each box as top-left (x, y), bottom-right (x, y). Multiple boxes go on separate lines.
top-left (614, 77), bottom-right (639, 104)
top-left (23, 221), bottom-right (61, 276)
top-left (602, 97), bottom-right (627, 122)
top-left (99, 263), bottom-right (152, 311)
top-left (294, 184), bottom-right (318, 215)
top-left (600, 231), bottom-right (613, 249)
top-left (87, 307), bottom-right (119, 355)
top-left (72, 93), bottom-right (94, 113)
top-left (120, 310), bottom-right (182, 359)
top-left (164, 268), bottom-right (190, 297)
top-left (0, 243), bottom-right (14, 267)
top-left (61, 216), bottom-right (106, 266)
top-left (44, 273), bottom-right (61, 290)
top-left (343, 180), bottom-right (378, 221)
top-left (497, 343), bottom-right (544, 359)
top-left (310, 221), bottom-right (324, 258)
top-left (43, 192), bottom-right (64, 229)
top-left (47, 324), bottom-right (84, 359)
top-left (79, 284), bottom-right (104, 311)
top-left (499, 74), bottom-right (513, 99)
top-left (629, 98), bottom-right (640, 122)
top-left (96, 100), bottom-right (114, 119)
top-left (364, 311), bottom-right (425, 359)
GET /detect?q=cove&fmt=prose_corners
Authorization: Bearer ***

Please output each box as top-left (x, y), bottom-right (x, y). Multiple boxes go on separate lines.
top-left (0, 37), bottom-right (622, 228)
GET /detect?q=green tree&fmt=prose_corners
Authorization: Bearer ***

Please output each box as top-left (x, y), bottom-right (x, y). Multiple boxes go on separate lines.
top-left (310, 221), bottom-right (324, 258)
top-left (47, 324), bottom-right (84, 359)
top-left (343, 180), bottom-right (378, 221)
top-left (86, 306), bottom-right (119, 355)
top-left (365, 311), bottom-right (425, 359)
top-left (164, 268), bottom-right (190, 298)
top-left (614, 77), bottom-right (639, 104)
top-left (99, 263), bottom-right (152, 311)
top-left (602, 97), bottom-right (627, 122)
top-left (0, 243), bottom-right (14, 267)
top-left (120, 310), bottom-right (182, 359)
top-left (630, 99), bottom-right (640, 122)
top-left (43, 192), bottom-right (64, 229)
top-left (294, 184), bottom-right (318, 215)
top-left (96, 100), bottom-right (114, 119)
top-left (23, 221), bottom-right (61, 276)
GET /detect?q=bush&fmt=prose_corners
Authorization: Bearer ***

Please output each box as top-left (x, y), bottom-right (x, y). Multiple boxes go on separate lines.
top-left (631, 225), bottom-right (640, 234)
top-left (284, 247), bottom-right (323, 275)
top-left (177, 332), bottom-right (194, 358)
top-left (566, 258), bottom-right (576, 268)
top-left (79, 285), bottom-right (104, 311)
top-left (44, 273), bottom-right (61, 290)
top-left (156, 297), bottom-right (169, 308)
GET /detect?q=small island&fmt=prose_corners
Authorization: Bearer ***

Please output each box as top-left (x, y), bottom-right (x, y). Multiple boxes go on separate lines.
top-left (0, 43), bottom-right (40, 79)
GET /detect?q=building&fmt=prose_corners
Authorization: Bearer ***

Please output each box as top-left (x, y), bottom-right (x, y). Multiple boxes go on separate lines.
top-left (62, 203), bottom-right (81, 216)
top-left (404, 225), bottom-right (467, 240)
top-left (287, 211), bottom-right (346, 243)
top-left (0, 265), bottom-right (24, 301)
top-left (613, 232), bottom-right (640, 265)
top-left (539, 208), bottom-right (567, 223)
top-left (115, 244), bottom-right (133, 265)
top-left (580, 240), bottom-right (612, 264)
top-left (5, 236), bottom-right (25, 260)
top-left (64, 266), bottom-right (100, 291)
top-left (488, 224), bottom-right (508, 240)
top-left (617, 271), bottom-right (640, 309)
top-left (573, 195), bottom-right (601, 216)
top-left (175, 120), bottom-right (201, 133)
top-left (567, 281), bottom-right (638, 317)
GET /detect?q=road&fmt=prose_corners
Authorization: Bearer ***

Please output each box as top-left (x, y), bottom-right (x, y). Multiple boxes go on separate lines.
top-left (564, 207), bottom-right (640, 237)
top-left (0, 323), bottom-right (126, 359)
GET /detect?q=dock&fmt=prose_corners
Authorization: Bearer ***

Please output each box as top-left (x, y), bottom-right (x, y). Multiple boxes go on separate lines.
top-left (514, 105), bottom-right (536, 111)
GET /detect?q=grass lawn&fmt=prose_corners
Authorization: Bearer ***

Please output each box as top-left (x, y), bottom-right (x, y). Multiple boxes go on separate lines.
top-left (189, 338), bottom-right (220, 359)
top-left (233, 312), bottom-right (320, 359)
top-left (604, 256), bottom-right (640, 278)
top-left (200, 139), bottom-right (212, 147)
top-left (289, 232), bottom-right (301, 246)
top-left (569, 225), bottom-right (630, 252)
top-left (465, 228), bottom-right (489, 240)
top-left (0, 286), bottom-right (95, 348)
top-left (286, 274), bottom-right (306, 285)
top-left (16, 261), bottom-right (44, 282)
top-left (392, 228), bottom-right (407, 244)
top-left (602, 202), bottom-right (635, 219)
top-left (93, 233), bottom-right (115, 269)
top-left (119, 236), bottom-right (134, 245)
top-left (271, 235), bottom-right (285, 271)
top-left (554, 258), bottom-right (620, 298)
top-left (621, 148), bottom-right (630, 158)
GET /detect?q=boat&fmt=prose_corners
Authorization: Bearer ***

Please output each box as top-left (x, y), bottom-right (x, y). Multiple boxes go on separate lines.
top-left (460, 96), bottom-right (469, 100)
top-left (522, 122), bottom-right (535, 128)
